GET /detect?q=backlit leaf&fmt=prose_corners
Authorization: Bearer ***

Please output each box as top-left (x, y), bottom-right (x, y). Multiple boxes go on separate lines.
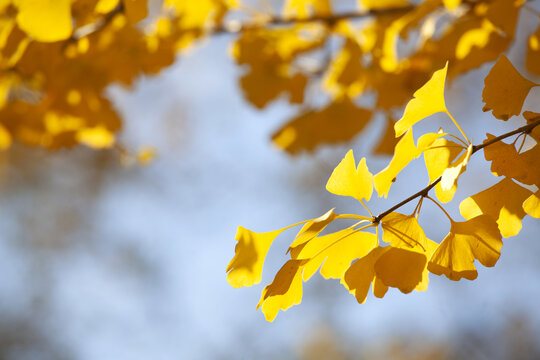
top-left (394, 63), bottom-right (448, 137)
top-left (482, 54), bottom-right (538, 120)
top-left (257, 259), bottom-right (307, 322)
top-left (440, 144), bottom-right (472, 191)
top-left (460, 178), bottom-right (532, 238)
top-left (423, 138), bottom-right (464, 203)
top-left (326, 149), bottom-right (373, 202)
top-left (523, 191), bottom-right (540, 219)
top-left (381, 212), bottom-right (428, 251)
top-left (15, 0), bottom-right (72, 42)
top-left (428, 215), bottom-right (502, 281)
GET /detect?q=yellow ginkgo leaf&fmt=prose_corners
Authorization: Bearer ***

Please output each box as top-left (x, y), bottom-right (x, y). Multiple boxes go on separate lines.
top-left (459, 178), bottom-right (532, 238)
top-left (483, 134), bottom-right (540, 186)
top-left (424, 138), bottom-right (464, 203)
top-left (394, 63), bottom-right (448, 137)
top-left (360, 0), bottom-right (409, 10)
top-left (374, 130), bottom-right (445, 198)
top-left (482, 54), bottom-right (538, 120)
top-left (257, 259), bottom-right (306, 322)
top-left (428, 215), bottom-right (502, 281)
top-left (373, 247), bottom-right (428, 294)
top-left (326, 149), bottom-right (373, 202)
top-left (272, 98), bottom-right (372, 154)
top-left (342, 246), bottom-right (387, 304)
top-left (443, 0), bottom-right (461, 10)
top-left (294, 228), bottom-right (377, 280)
top-left (288, 208), bottom-right (338, 252)
top-left (381, 212), bottom-right (428, 251)
top-left (283, 0), bottom-right (331, 19)
top-left (374, 130), bottom-right (418, 198)
top-left (343, 244), bottom-right (432, 302)
top-left (440, 144), bottom-right (472, 191)
top-left (226, 227), bottom-right (286, 288)
top-left (523, 190), bottom-right (540, 219)
top-left (15, 0), bottom-right (72, 42)
top-left (0, 123), bottom-right (11, 150)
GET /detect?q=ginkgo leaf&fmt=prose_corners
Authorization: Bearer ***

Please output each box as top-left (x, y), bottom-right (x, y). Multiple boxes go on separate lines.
top-left (394, 63), bottom-right (448, 137)
top-left (360, 0), bottom-right (409, 10)
top-left (342, 246), bottom-right (387, 304)
top-left (323, 37), bottom-right (366, 98)
top-left (374, 130), bottom-right (446, 198)
top-left (381, 212), bottom-right (428, 251)
top-left (288, 209), bottom-right (338, 252)
top-left (343, 244), bottom-right (431, 302)
top-left (459, 178), bottom-right (532, 238)
top-left (428, 215), bottom-right (502, 281)
top-left (482, 54), bottom-right (538, 120)
top-left (440, 144), bottom-right (472, 191)
top-left (272, 98), bottom-right (372, 154)
top-left (423, 138), bottom-right (464, 203)
top-left (483, 134), bottom-right (540, 186)
top-left (373, 247), bottom-right (428, 294)
top-left (293, 229), bottom-right (377, 280)
top-left (283, 0), bottom-right (331, 19)
top-left (257, 259), bottom-right (307, 322)
top-left (326, 149), bottom-right (373, 202)
top-left (374, 130), bottom-right (418, 198)
top-left (227, 227), bottom-right (286, 288)
top-left (523, 190), bottom-right (540, 219)
top-left (443, 0), bottom-right (461, 10)
top-left (15, 0), bottom-right (72, 42)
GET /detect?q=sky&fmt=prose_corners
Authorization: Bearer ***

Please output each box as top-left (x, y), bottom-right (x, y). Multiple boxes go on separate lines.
top-left (0, 23), bottom-right (540, 360)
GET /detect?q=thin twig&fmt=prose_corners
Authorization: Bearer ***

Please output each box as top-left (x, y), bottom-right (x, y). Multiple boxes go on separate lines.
top-left (373, 116), bottom-right (540, 223)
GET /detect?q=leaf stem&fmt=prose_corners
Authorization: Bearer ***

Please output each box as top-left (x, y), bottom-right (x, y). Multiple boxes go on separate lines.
top-left (425, 195), bottom-right (454, 222)
top-left (360, 199), bottom-right (374, 218)
top-left (446, 110), bottom-right (471, 144)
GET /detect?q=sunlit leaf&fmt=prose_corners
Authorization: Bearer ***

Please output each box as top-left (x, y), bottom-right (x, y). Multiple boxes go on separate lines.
top-left (272, 98), bottom-right (372, 154)
top-left (460, 178), bottom-right (532, 238)
top-left (428, 215), bottom-right (502, 281)
top-left (482, 54), bottom-right (538, 120)
top-left (294, 229), bottom-right (377, 280)
top-left (381, 212), bottom-right (428, 251)
top-left (423, 137), bottom-right (463, 203)
top-left (283, 0), bottom-right (331, 19)
top-left (523, 190), bottom-right (540, 219)
top-left (440, 144), bottom-right (472, 191)
top-left (257, 259), bottom-right (307, 322)
top-left (326, 149), bottom-right (373, 202)
top-left (394, 63), bottom-right (448, 137)
top-left (15, 0), bottom-right (72, 42)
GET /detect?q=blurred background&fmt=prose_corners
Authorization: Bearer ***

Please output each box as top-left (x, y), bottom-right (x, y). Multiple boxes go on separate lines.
top-left (1, 4), bottom-right (540, 360)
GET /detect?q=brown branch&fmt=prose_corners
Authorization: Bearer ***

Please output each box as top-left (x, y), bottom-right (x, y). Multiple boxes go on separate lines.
top-left (372, 116), bottom-right (540, 223)
top-left (209, 6), bottom-right (415, 35)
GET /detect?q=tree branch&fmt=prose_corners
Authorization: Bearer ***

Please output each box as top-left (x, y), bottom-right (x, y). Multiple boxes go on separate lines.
top-left (211, 6), bottom-right (415, 34)
top-left (372, 117), bottom-right (540, 223)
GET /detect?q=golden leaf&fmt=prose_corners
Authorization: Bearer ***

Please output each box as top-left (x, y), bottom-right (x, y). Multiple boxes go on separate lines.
top-left (15, 0), bottom-right (72, 42)
top-left (293, 229), bottom-right (377, 281)
top-left (523, 191), bottom-right (540, 219)
top-left (423, 137), bottom-right (464, 203)
top-left (482, 54), bottom-right (538, 120)
top-left (381, 212), bottom-right (428, 251)
top-left (394, 63), bottom-right (448, 137)
top-left (283, 0), bottom-right (331, 19)
top-left (440, 144), bottom-right (472, 191)
top-left (257, 259), bottom-right (307, 322)
top-left (326, 149), bottom-right (373, 202)
top-left (527, 23), bottom-right (540, 75)
top-left (272, 98), bottom-right (372, 154)
top-left (428, 215), bottom-right (502, 281)
top-left (460, 178), bottom-right (532, 238)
